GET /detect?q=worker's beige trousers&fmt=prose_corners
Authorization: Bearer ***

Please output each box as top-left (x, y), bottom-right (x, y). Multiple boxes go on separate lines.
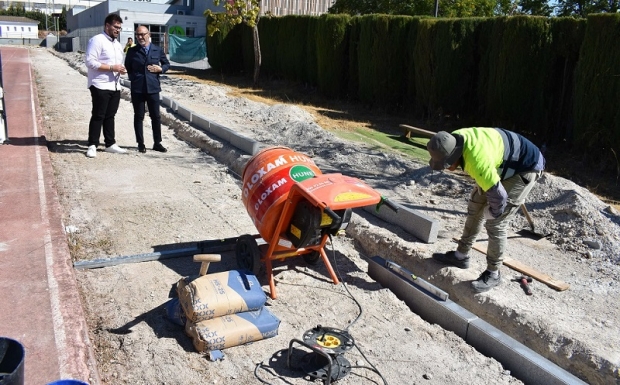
top-left (456, 170), bottom-right (543, 271)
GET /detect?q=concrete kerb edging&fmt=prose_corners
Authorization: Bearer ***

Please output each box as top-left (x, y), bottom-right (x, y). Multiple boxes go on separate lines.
top-left (160, 93), bottom-right (261, 156)
top-left (363, 202), bottom-right (439, 243)
top-left (367, 256), bottom-right (587, 385)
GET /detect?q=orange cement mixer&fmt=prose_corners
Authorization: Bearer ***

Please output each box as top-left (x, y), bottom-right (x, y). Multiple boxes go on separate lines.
top-left (236, 146), bottom-right (397, 299)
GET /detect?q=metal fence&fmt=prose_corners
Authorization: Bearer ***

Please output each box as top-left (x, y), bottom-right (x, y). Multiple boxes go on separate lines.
top-left (0, 37), bottom-right (45, 46)
top-left (261, 0), bottom-right (332, 15)
top-left (66, 26), bottom-right (101, 52)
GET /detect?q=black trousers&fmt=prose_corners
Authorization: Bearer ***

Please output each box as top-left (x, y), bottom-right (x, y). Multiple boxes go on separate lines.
top-left (88, 85), bottom-right (121, 147)
top-left (131, 92), bottom-right (162, 145)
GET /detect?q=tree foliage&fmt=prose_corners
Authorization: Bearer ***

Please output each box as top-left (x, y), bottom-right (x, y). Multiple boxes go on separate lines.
top-left (329, 0), bottom-right (498, 16)
top-left (555, 0), bottom-right (619, 16)
top-left (328, 0), bottom-right (620, 17)
top-left (204, 0), bottom-right (260, 36)
top-left (518, 0), bottom-right (554, 15)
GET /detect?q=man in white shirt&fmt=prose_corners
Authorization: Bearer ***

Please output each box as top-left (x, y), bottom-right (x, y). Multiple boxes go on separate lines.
top-left (84, 13), bottom-right (128, 158)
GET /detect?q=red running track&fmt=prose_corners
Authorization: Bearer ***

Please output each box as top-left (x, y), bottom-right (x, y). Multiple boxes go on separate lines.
top-left (0, 47), bottom-right (100, 385)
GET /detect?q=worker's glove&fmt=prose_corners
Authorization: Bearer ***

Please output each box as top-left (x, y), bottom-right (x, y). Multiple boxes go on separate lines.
top-left (483, 206), bottom-right (496, 220)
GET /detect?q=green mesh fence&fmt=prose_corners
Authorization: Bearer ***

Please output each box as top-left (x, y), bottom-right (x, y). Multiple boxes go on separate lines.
top-left (169, 35), bottom-right (207, 64)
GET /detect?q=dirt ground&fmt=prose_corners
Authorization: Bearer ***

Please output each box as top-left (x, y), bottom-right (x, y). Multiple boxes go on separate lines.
top-left (31, 47), bottom-right (620, 384)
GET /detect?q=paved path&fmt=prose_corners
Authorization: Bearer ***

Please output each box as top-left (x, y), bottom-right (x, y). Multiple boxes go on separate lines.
top-left (0, 46), bottom-right (99, 385)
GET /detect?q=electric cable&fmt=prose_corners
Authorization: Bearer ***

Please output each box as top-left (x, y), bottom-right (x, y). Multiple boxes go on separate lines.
top-left (328, 233), bottom-right (364, 331)
top-left (253, 233), bottom-right (390, 384)
top-left (327, 234), bottom-right (389, 385)
top-left (253, 361), bottom-right (276, 385)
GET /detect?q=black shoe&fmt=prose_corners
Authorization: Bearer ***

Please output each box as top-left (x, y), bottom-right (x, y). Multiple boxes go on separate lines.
top-left (138, 144), bottom-right (146, 153)
top-left (471, 270), bottom-right (501, 293)
top-left (153, 143), bottom-right (167, 152)
top-left (432, 251), bottom-right (470, 269)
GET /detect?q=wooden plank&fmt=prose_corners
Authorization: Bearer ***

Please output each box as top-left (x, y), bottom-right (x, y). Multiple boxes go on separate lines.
top-left (399, 124), bottom-right (436, 139)
top-left (502, 257), bottom-right (570, 291)
top-left (464, 240), bottom-right (570, 292)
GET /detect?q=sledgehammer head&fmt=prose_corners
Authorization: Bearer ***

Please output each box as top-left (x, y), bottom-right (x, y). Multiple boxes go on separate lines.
top-left (512, 275), bottom-right (533, 295)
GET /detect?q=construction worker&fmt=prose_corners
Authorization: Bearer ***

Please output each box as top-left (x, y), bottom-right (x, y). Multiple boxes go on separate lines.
top-left (428, 128), bottom-right (545, 292)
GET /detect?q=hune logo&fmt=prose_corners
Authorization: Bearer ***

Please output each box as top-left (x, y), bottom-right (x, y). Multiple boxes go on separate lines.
top-left (289, 165), bottom-right (315, 182)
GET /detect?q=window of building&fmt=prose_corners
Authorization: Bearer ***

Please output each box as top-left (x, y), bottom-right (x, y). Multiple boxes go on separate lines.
top-left (135, 24), bottom-right (166, 49)
top-left (28, 27), bottom-right (31, 32)
top-left (186, 27), bottom-right (195, 37)
top-left (14, 26), bottom-right (17, 31)
top-left (21, 27), bottom-right (24, 31)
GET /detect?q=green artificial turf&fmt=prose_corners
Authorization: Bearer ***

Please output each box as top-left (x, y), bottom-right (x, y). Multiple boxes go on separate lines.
top-left (331, 127), bottom-right (430, 161)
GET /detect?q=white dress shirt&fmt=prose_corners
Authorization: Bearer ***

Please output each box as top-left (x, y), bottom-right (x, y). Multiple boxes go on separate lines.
top-left (85, 32), bottom-right (124, 91)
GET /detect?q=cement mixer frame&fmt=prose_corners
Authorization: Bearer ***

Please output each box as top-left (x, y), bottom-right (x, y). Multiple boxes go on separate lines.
top-left (235, 172), bottom-right (397, 299)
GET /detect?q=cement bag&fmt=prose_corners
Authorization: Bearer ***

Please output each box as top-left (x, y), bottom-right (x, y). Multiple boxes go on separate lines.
top-left (164, 298), bottom-right (186, 326)
top-left (177, 270), bottom-right (266, 323)
top-left (185, 307), bottom-right (280, 352)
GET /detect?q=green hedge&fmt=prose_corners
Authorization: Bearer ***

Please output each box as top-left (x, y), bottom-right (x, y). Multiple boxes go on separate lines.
top-left (277, 16), bottom-right (309, 81)
top-left (206, 14), bottom-right (619, 152)
top-left (306, 16), bottom-right (320, 85)
top-left (545, 17), bottom-right (586, 141)
top-left (413, 18), bottom-right (480, 120)
top-left (357, 15), bottom-right (390, 105)
top-left (404, 18), bottom-right (422, 113)
top-left (574, 14), bottom-right (620, 168)
top-left (484, 16), bottom-right (553, 132)
top-left (386, 16), bottom-right (414, 110)
top-left (316, 14), bottom-right (351, 98)
top-left (256, 17), bottom-right (279, 77)
top-left (347, 16), bottom-right (361, 98)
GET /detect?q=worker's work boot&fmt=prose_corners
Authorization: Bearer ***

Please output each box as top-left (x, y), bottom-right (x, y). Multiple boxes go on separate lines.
top-left (432, 251), bottom-right (470, 269)
top-left (471, 270), bottom-right (501, 293)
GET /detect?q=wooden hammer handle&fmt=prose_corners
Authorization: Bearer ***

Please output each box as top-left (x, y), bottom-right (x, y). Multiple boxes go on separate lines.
top-left (193, 254), bottom-right (221, 276)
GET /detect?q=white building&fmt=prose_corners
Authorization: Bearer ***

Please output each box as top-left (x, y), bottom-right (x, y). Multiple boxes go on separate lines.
top-left (0, 16), bottom-right (39, 38)
top-left (66, 0), bottom-right (212, 51)
top-left (0, 0), bottom-right (104, 14)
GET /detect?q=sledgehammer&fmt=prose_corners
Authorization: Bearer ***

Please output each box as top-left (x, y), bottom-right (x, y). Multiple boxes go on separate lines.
top-left (512, 275), bottom-right (533, 296)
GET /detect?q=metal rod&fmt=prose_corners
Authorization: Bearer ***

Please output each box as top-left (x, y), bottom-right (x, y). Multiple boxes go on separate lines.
top-left (73, 237), bottom-right (240, 269)
top-left (73, 247), bottom-right (200, 269)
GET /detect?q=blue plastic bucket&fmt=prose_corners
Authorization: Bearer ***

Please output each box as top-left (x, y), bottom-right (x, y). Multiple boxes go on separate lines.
top-left (0, 337), bottom-right (25, 385)
top-left (46, 380), bottom-right (89, 385)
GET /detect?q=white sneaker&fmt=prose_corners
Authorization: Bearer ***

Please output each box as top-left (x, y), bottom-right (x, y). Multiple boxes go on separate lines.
top-left (86, 145), bottom-right (97, 158)
top-left (104, 144), bottom-right (127, 154)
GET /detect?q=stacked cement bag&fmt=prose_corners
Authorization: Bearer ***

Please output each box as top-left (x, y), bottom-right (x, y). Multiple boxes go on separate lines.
top-left (176, 270), bottom-right (280, 352)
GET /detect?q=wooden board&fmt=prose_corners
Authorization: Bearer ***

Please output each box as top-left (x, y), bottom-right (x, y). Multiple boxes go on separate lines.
top-left (452, 238), bottom-right (570, 291)
top-left (400, 124), bottom-right (436, 139)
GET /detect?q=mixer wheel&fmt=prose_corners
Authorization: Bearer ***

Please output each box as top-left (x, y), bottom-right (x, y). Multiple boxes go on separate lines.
top-left (235, 234), bottom-right (261, 276)
top-left (303, 251), bottom-right (321, 265)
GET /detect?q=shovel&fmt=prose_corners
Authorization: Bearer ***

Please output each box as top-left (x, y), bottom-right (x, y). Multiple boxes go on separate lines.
top-left (519, 203), bottom-right (550, 240)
